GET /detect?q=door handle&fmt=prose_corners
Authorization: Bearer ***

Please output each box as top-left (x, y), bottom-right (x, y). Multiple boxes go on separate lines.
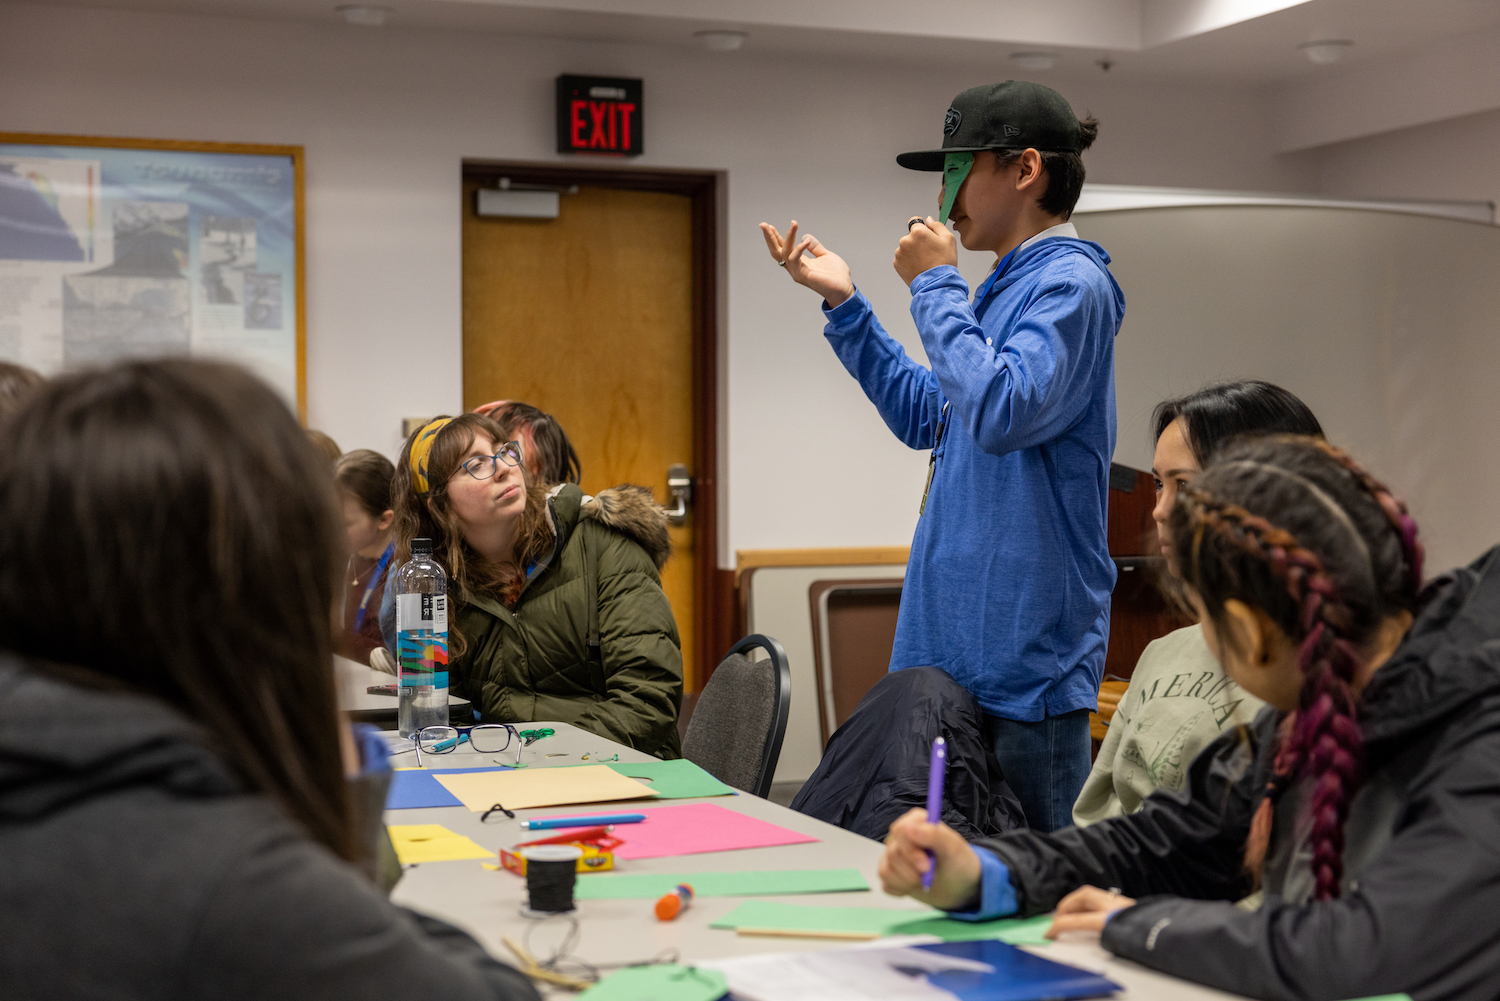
top-left (665, 464), bottom-right (692, 525)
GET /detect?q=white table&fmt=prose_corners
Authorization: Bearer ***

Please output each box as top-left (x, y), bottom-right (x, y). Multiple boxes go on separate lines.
top-left (385, 721), bottom-right (1247, 1000)
top-left (335, 654), bottom-right (470, 720)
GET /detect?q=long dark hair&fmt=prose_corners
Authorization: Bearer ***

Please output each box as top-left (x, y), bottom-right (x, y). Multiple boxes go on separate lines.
top-left (487, 401), bottom-right (582, 486)
top-left (1168, 435), bottom-right (1423, 900)
top-left (0, 359), bottom-right (359, 863)
top-left (1153, 381), bottom-right (1324, 465)
top-left (391, 414), bottom-right (553, 649)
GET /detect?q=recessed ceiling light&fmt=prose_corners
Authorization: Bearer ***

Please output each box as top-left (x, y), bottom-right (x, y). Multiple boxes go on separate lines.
top-left (337, 5), bottom-right (390, 27)
top-left (694, 30), bottom-right (749, 52)
top-left (1009, 52), bottom-right (1057, 71)
top-left (1298, 39), bottom-right (1353, 64)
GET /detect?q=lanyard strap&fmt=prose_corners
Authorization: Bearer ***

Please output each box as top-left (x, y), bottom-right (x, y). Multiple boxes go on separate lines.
top-left (919, 400), bottom-right (952, 516)
top-left (353, 542), bottom-right (396, 633)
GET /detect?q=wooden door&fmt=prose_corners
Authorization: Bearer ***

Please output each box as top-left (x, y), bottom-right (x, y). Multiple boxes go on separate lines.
top-left (462, 177), bottom-right (701, 687)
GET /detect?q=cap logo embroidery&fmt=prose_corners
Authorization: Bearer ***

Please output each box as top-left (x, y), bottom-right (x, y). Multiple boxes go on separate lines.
top-left (944, 108), bottom-right (962, 135)
top-left (1002, 124), bottom-right (1021, 138)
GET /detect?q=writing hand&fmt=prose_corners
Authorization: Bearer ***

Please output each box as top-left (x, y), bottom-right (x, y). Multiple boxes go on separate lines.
top-left (894, 217), bottom-right (958, 286)
top-left (1044, 885), bottom-right (1137, 939)
top-left (759, 220), bottom-right (855, 309)
top-left (878, 807), bottom-right (982, 911)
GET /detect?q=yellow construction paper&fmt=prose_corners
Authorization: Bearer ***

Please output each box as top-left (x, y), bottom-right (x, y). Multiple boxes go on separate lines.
top-left (434, 764), bottom-right (660, 812)
top-left (387, 824), bottom-right (495, 865)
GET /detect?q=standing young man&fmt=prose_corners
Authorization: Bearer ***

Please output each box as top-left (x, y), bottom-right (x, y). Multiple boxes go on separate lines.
top-left (760, 81), bottom-right (1124, 831)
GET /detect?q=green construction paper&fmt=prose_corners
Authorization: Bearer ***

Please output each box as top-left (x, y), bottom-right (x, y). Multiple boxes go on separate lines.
top-left (1337, 996), bottom-right (1413, 1001)
top-left (574, 868), bottom-right (869, 900)
top-left (605, 759), bottom-right (736, 799)
top-left (709, 900), bottom-right (1053, 945)
top-left (939, 151), bottom-right (974, 222)
top-left (578, 964), bottom-right (727, 1001)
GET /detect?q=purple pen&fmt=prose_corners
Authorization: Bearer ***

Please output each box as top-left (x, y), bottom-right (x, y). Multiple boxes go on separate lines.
top-left (922, 736), bottom-right (947, 890)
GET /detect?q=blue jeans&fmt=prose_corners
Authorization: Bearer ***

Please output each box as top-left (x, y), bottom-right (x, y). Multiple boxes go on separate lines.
top-left (983, 709), bottom-right (1092, 832)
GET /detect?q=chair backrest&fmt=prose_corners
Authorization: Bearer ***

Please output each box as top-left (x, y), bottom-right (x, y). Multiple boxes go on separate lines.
top-left (681, 634), bottom-right (790, 798)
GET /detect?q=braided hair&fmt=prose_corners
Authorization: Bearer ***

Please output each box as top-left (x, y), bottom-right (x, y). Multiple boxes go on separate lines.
top-left (1167, 435), bottom-right (1423, 901)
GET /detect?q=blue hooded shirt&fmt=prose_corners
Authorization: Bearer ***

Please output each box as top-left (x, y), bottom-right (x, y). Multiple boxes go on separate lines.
top-left (822, 235), bottom-right (1125, 720)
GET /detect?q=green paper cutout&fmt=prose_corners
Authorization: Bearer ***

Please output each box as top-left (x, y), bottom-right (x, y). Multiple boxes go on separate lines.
top-left (709, 900), bottom-right (1053, 945)
top-left (940, 151), bottom-right (974, 222)
top-left (1336, 996), bottom-right (1413, 1001)
top-left (604, 759), bottom-right (736, 799)
top-left (574, 867), bottom-right (869, 900)
top-left (578, 964), bottom-right (727, 1001)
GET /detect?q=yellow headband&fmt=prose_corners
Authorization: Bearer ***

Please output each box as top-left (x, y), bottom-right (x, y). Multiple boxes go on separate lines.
top-left (409, 417), bottom-right (454, 496)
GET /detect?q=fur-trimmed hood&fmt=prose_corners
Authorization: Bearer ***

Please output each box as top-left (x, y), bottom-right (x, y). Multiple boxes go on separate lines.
top-left (541, 483), bottom-right (672, 571)
top-left (580, 485), bottom-right (672, 569)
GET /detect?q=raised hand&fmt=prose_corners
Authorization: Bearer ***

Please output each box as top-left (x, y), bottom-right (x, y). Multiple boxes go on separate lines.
top-left (878, 807), bottom-right (982, 911)
top-left (759, 220), bottom-right (855, 308)
top-left (894, 216), bottom-right (958, 286)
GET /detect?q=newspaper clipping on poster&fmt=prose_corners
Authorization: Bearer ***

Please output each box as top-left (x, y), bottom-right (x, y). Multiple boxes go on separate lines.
top-left (0, 141), bottom-right (298, 407)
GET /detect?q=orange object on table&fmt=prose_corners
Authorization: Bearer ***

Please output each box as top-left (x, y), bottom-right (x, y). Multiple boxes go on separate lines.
top-left (654, 883), bottom-right (694, 921)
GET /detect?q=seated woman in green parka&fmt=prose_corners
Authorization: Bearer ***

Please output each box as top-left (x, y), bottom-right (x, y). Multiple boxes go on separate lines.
top-left (392, 413), bottom-right (682, 758)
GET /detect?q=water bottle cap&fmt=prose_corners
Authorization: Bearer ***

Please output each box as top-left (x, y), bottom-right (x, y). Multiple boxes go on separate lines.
top-left (411, 538), bottom-right (434, 555)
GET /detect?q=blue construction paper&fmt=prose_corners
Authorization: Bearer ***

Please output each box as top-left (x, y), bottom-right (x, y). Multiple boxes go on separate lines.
top-left (387, 766), bottom-right (512, 809)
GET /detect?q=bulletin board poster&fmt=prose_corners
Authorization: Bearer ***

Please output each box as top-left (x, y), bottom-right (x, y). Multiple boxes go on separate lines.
top-left (0, 134), bottom-right (304, 415)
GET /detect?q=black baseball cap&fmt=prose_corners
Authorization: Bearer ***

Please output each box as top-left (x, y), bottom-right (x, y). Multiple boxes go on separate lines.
top-left (897, 81), bottom-right (1083, 171)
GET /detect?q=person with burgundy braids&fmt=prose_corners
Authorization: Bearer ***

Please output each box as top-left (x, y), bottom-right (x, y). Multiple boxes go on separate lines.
top-left (878, 434), bottom-right (1500, 1001)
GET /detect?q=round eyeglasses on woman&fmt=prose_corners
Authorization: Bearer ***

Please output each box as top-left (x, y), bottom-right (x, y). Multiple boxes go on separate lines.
top-left (457, 441), bottom-right (523, 481)
top-left (395, 723), bottom-right (522, 767)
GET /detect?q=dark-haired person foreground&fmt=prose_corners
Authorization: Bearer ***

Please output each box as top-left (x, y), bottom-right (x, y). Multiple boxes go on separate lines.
top-left (0, 360), bottom-right (539, 1000)
top-left (880, 435), bottom-right (1500, 1000)
top-left (1073, 380), bottom-right (1323, 825)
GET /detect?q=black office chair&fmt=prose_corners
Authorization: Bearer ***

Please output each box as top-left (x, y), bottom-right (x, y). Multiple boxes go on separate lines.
top-left (681, 634), bottom-right (791, 798)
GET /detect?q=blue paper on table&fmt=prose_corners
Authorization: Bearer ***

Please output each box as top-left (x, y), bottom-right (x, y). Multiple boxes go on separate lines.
top-left (387, 767), bottom-right (512, 810)
top-left (916, 940), bottom-right (1119, 1001)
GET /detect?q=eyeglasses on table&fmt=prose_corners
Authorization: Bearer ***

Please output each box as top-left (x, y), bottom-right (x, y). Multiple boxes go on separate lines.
top-left (392, 723), bottom-right (523, 767)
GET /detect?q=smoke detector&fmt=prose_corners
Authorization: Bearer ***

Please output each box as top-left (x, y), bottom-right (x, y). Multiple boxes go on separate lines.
top-left (1009, 52), bottom-right (1057, 71)
top-left (694, 30), bottom-right (748, 51)
top-left (1298, 39), bottom-right (1353, 64)
top-left (337, 5), bottom-right (390, 26)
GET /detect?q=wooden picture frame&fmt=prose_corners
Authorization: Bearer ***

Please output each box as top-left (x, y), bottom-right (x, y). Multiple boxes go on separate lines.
top-left (0, 132), bottom-right (306, 419)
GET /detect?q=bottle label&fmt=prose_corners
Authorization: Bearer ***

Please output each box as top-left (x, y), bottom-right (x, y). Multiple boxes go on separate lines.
top-left (396, 593), bottom-right (448, 689)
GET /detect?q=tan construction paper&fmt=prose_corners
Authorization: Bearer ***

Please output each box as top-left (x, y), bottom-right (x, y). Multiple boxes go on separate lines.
top-left (434, 764), bottom-right (660, 812)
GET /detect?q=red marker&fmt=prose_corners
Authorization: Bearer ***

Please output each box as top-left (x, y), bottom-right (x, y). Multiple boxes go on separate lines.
top-left (654, 883), bottom-right (694, 921)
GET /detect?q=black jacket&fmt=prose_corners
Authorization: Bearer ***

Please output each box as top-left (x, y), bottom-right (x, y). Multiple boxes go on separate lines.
top-left (0, 656), bottom-right (540, 1001)
top-left (976, 547), bottom-right (1500, 1001)
top-left (792, 666), bottom-right (1027, 840)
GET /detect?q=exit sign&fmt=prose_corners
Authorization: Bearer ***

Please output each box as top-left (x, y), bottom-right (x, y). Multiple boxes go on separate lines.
top-left (556, 75), bottom-right (643, 157)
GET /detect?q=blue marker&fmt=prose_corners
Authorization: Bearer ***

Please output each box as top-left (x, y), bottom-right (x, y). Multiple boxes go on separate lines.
top-left (520, 812), bottom-right (648, 830)
top-left (922, 736), bottom-right (947, 891)
top-left (429, 732), bottom-right (470, 753)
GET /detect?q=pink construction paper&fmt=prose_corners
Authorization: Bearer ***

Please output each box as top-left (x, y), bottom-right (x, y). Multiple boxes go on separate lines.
top-left (547, 802), bottom-right (818, 859)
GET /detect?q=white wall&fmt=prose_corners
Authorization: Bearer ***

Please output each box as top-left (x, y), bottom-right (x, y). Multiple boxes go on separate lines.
top-left (1074, 205), bottom-right (1500, 577)
top-left (1307, 106), bottom-right (1500, 212)
top-left (0, 3), bottom-right (1317, 566)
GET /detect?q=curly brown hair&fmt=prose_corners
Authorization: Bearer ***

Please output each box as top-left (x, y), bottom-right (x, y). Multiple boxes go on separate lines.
top-left (391, 414), bottom-right (554, 656)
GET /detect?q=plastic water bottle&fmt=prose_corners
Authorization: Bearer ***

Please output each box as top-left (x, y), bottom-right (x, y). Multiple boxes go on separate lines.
top-left (394, 537), bottom-right (449, 737)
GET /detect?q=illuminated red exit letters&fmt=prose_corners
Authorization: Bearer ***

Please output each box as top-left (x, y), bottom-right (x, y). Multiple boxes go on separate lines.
top-left (556, 75), bottom-right (644, 157)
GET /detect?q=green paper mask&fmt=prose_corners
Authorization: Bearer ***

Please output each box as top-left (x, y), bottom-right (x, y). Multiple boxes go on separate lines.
top-left (940, 151), bottom-right (974, 223)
